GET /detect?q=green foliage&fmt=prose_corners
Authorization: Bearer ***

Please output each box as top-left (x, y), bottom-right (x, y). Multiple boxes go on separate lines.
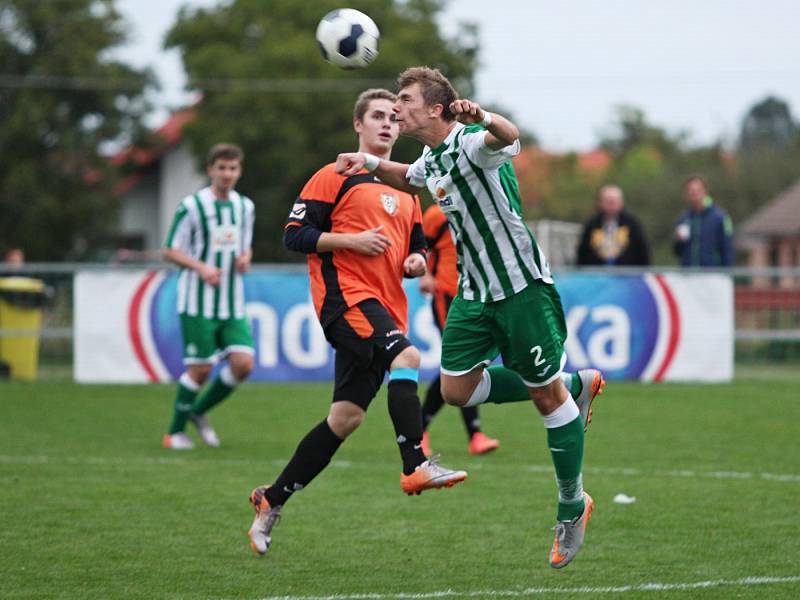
top-left (3, 380), bottom-right (800, 598)
top-left (534, 100), bottom-right (800, 265)
top-left (165, 0), bottom-right (478, 260)
top-left (740, 95), bottom-right (797, 153)
top-left (0, 0), bottom-right (152, 260)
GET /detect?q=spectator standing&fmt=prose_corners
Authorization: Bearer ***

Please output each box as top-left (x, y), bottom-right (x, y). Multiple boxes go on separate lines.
top-left (673, 176), bottom-right (734, 267)
top-left (576, 185), bottom-right (650, 266)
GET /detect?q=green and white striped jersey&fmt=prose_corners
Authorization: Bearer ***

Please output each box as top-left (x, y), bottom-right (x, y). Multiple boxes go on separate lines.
top-left (406, 123), bottom-right (551, 302)
top-left (165, 186), bottom-right (255, 319)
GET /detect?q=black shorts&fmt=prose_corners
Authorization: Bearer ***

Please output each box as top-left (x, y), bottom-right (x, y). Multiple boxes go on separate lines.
top-left (324, 299), bottom-right (412, 410)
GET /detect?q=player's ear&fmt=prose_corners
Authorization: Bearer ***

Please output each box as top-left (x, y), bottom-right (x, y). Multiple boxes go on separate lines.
top-left (353, 118), bottom-right (363, 134)
top-left (429, 103), bottom-right (444, 119)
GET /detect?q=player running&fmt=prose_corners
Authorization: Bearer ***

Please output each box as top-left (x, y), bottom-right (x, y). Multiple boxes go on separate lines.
top-left (336, 68), bottom-right (604, 569)
top-left (161, 143), bottom-right (255, 450)
top-left (247, 89), bottom-right (467, 556)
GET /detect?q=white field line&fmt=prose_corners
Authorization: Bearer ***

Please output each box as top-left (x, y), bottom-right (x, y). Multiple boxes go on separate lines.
top-left (247, 575), bottom-right (800, 599)
top-left (1, 454), bottom-right (799, 483)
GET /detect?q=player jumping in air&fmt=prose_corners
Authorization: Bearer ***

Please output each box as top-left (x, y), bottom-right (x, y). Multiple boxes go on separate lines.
top-left (247, 89), bottom-right (467, 555)
top-left (336, 68), bottom-right (604, 569)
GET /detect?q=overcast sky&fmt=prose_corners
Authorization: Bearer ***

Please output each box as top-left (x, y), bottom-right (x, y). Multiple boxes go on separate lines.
top-left (115, 0), bottom-right (800, 151)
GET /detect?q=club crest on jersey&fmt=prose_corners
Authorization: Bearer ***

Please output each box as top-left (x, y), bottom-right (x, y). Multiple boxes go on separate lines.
top-left (381, 193), bottom-right (399, 216)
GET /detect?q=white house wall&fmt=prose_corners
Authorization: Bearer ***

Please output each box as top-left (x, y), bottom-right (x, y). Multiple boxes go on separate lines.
top-left (159, 141), bottom-right (206, 247)
top-left (119, 173), bottom-right (159, 250)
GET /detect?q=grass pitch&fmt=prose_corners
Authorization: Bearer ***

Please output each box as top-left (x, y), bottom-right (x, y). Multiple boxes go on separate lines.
top-left (2, 376), bottom-right (799, 599)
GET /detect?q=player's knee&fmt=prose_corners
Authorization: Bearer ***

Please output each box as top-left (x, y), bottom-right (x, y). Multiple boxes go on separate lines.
top-left (188, 365), bottom-right (213, 385)
top-left (529, 380), bottom-right (565, 414)
top-left (229, 353), bottom-right (254, 380)
top-left (391, 345), bottom-right (420, 370)
top-left (440, 380), bottom-right (469, 407)
top-left (328, 402), bottom-right (365, 438)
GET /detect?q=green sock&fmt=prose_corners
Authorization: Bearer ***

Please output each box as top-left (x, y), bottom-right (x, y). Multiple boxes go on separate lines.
top-left (168, 379), bottom-right (199, 434)
top-left (485, 366), bottom-right (530, 404)
top-left (546, 414), bottom-right (585, 521)
top-left (568, 372), bottom-right (582, 398)
top-left (192, 375), bottom-right (235, 416)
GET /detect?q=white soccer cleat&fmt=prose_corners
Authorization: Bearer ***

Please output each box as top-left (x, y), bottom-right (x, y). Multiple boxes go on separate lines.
top-left (190, 413), bottom-right (220, 448)
top-left (248, 486), bottom-right (282, 555)
top-left (400, 455), bottom-right (467, 495)
top-left (550, 492), bottom-right (594, 569)
top-left (162, 432), bottom-right (195, 450)
top-left (575, 369), bottom-right (605, 432)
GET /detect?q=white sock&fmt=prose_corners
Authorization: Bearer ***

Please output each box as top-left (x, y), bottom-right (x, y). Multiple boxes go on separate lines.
top-left (179, 372), bottom-right (201, 391)
top-left (464, 370), bottom-right (491, 407)
top-left (220, 364), bottom-right (239, 387)
top-left (542, 395), bottom-right (580, 429)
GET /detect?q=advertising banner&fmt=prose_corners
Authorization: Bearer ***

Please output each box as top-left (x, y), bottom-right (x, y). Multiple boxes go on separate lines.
top-left (75, 270), bottom-right (733, 383)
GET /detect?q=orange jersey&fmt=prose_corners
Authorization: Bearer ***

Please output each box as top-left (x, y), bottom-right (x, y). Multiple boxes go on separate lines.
top-left (285, 164), bottom-right (425, 332)
top-left (422, 203), bottom-right (458, 296)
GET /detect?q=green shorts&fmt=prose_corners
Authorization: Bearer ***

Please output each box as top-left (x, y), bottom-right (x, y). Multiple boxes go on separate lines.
top-left (179, 314), bottom-right (255, 365)
top-left (440, 280), bottom-right (567, 386)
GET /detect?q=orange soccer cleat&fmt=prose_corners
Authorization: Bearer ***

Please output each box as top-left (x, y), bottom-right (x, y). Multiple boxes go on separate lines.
top-left (400, 455), bottom-right (467, 495)
top-left (575, 370), bottom-right (605, 432)
top-left (421, 431), bottom-right (432, 457)
top-left (468, 431), bottom-right (500, 455)
top-left (550, 492), bottom-right (594, 569)
top-left (248, 486), bottom-right (282, 555)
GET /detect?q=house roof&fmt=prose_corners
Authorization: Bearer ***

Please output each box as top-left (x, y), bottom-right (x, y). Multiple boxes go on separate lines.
top-left (738, 178), bottom-right (800, 238)
top-left (112, 109), bottom-right (195, 195)
top-left (112, 108), bottom-right (194, 167)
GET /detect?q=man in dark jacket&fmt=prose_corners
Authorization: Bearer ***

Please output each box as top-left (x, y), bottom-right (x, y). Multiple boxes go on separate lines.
top-left (673, 176), bottom-right (734, 267)
top-left (577, 184), bottom-right (650, 266)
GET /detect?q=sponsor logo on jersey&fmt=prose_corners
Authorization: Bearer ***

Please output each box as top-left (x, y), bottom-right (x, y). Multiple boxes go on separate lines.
top-left (290, 202), bottom-right (306, 220)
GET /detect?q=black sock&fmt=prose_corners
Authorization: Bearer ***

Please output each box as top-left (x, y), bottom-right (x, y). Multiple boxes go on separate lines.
top-left (421, 376), bottom-right (444, 430)
top-left (387, 379), bottom-right (426, 475)
top-left (265, 419), bottom-right (343, 507)
top-left (460, 406), bottom-right (481, 439)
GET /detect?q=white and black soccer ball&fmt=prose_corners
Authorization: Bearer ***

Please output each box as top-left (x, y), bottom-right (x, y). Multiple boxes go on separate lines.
top-left (315, 8), bottom-right (380, 69)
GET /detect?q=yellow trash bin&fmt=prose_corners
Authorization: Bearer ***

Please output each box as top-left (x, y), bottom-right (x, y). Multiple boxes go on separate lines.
top-left (0, 277), bottom-right (46, 381)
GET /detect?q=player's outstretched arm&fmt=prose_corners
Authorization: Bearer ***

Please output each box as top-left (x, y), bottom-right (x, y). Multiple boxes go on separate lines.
top-left (335, 152), bottom-right (420, 194)
top-left (450, 99), bottom-right (519, 150)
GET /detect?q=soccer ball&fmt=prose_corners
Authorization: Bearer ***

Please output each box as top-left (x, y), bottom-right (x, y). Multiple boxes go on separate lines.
top-left (315, 9), bottom-right (380, 69)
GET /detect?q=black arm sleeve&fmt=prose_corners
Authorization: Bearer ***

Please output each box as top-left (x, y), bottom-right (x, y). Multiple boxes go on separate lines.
top-left (283, 196), bottom-right (335, 254)
top-left (283, 224), bottom-right (323, 254)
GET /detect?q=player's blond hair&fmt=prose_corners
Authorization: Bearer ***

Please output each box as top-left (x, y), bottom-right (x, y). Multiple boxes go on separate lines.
top-left (396, 67), bottom-right (458, 122)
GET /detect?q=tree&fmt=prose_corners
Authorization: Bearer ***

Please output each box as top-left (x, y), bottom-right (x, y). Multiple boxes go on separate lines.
top-left (0, 0), bottom-right (152, 260)
top-left (598, 105), bottom-right (687, 161)
top-left (740, 95), bottom-right (797, 153)
top-left (164, 0), bottom-right (479, 261)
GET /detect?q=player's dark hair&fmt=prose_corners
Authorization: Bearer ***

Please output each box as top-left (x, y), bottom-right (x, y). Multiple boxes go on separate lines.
top-left (207, 143), bottom-right (244, 166)
top-left (396, 67), bottom-right (458, 122)
top-left (353, 89), bottom-right (397, 121)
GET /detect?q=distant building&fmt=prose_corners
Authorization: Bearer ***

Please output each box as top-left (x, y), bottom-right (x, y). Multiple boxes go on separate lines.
top-left (736, 178), bottom-right (800, 287)
top-left (113, 109), bottom-right (205, 256)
